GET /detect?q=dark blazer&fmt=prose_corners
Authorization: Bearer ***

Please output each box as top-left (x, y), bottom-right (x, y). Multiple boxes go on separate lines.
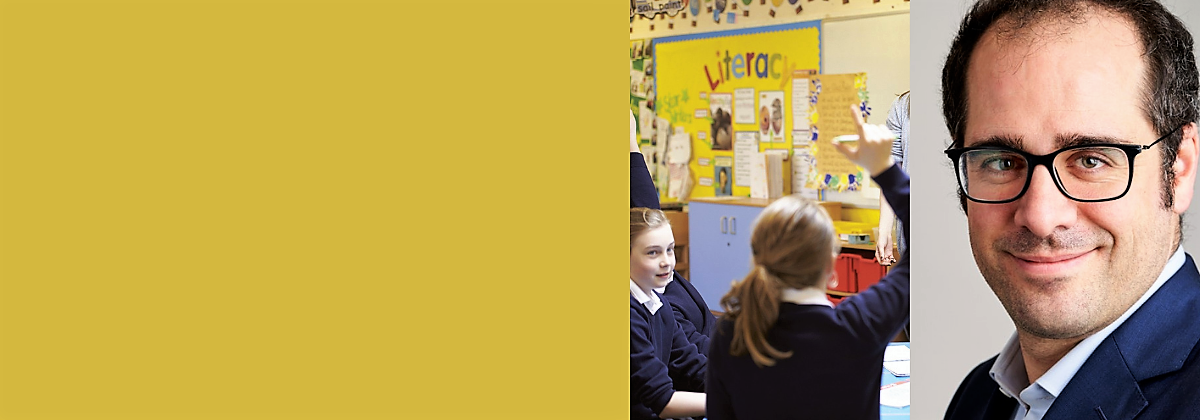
top-left (945, 254), bottom-right (1200, 420)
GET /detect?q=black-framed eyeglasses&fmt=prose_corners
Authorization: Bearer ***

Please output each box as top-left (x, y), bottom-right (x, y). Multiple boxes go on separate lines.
top-left (944, 124), bottom-right (1182, 203)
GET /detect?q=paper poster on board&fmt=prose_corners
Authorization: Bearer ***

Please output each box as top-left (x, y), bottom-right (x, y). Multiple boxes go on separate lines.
top-left (734, 88), bottom-right (756, 125)
top-left (792, 75), bottom-right (811, 133)
top-left (811, 73), bottom-right (870, 191)
top-left (733, 131), bottom-right (757, 187)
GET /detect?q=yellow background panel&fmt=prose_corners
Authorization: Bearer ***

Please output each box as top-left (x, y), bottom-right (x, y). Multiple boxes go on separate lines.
top-left (0, 1), bottom-right (624, 418)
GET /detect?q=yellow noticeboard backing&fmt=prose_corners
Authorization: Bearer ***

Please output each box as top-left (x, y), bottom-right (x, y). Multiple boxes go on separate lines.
top-left (655, 21), bottom-right (821, 199)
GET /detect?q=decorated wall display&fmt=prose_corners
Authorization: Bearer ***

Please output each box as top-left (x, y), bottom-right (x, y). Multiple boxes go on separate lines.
top-left (632, 0), bottom-right (688, 20)
top-left (630, 38), bottom-right (655, 141)
top-left (654, 20), bottom-right (822, 198)
top-left (713, 0), bottom-right (727, 22)
top-left (808, 73), bottom-right (870, 192)
top-left (632, 0), bottom-right (907, 40)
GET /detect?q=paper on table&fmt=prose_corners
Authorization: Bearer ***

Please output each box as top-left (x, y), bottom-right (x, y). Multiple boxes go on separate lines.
top-left (880, 381), bottom-right (910, 408)
top-left (884, 360), bottom-right (910, 377)
top-left (884, 345), bottom-right (910, 362)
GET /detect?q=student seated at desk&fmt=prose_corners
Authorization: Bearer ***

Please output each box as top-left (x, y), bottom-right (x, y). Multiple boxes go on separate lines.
top-left (705, 108), bottom-right (909, 420)
top-left (631, 207), bottom-right (707, 420)
top-left (630, 109), bottom-right (717, 359)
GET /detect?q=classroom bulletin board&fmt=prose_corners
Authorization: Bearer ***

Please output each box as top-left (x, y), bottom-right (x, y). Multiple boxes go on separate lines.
top-left (654, 21), bottom-right (829, 199)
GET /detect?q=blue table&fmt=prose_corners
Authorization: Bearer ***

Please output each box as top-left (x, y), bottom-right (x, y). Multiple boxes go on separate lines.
top-left (881, 342), bottom-right (910, 419)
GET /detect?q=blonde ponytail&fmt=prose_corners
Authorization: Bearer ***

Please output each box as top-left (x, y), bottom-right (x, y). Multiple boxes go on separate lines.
top-left (718, 195), bottom-right (839, 367)
top-left (721, 264), bottom-right (792, 367)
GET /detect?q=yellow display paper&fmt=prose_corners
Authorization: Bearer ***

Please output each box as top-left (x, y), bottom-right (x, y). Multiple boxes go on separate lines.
top-left (811, 73), bottom-right (869, 192)
top-left (655, 21), bottom-right (821, 198)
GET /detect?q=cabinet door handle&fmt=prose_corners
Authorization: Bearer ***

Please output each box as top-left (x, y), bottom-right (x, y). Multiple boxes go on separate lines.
top-left (730, 217), bottom-right (737, 235)
top-left (721, 216), bottom-right (728, 234)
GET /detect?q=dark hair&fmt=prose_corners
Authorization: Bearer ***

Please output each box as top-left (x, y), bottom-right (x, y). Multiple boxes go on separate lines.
top-left (942, 0), bottom-right (1198, 212)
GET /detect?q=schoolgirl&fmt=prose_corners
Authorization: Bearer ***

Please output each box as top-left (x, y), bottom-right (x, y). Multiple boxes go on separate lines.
top-left (630, 206), bottom-right (707, 419)
top-left (706, 109), bottom-right (909, 419)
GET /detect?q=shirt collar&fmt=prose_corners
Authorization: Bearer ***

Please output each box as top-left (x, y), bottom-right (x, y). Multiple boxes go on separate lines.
top-left (989, 247), bottom-right (1187, 411)
top-left (631, 279), bottom-right (663, 315)
top-left (780, 286), bottom-right (833, 307)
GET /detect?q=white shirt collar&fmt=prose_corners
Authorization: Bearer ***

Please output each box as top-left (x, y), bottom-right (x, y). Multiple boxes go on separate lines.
top-left (989, 247), bottom-right (1187, 420)
top-left (631, 279), bottom-right (664, 315)
top-left (780, 286), bottom-right (833, 307)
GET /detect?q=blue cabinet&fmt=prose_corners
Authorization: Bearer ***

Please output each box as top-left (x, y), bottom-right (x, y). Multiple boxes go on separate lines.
top-left (687, 199), bottom-right (769, 308)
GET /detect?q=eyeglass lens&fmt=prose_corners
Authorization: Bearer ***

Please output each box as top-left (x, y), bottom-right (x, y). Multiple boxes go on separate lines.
top-left (957, 146), bottom-right (1132, 201)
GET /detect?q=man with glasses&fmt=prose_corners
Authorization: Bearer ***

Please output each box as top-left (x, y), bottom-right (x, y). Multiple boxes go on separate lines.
top-left (940, 0), bottom-right (1200, 418)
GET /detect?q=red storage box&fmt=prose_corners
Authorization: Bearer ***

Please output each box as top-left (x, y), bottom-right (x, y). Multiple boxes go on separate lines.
top-left (852, 254), bottom-right (888, 291)
top-left (831, 254), bottom-right (857, 293)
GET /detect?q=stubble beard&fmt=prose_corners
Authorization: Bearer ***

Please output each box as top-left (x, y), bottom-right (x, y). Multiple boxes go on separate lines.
top-left (969, 226), bottom-right (1117, 340)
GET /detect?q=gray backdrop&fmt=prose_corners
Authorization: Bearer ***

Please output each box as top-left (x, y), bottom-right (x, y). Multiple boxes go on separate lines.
top-left (909, 0), bottom-right (1200, 417)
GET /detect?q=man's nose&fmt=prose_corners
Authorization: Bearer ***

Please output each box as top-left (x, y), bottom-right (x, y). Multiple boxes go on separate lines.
top-left (1013, 165), bottom-right (1079, 238)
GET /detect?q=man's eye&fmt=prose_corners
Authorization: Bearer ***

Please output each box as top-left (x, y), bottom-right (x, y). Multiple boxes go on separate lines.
top-left (984, 157), bottom-right (1017, 171)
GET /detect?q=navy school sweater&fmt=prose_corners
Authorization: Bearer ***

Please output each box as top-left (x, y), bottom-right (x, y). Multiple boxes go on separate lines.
top-left (632, 151), bottom-right (718, 357)
top-left (631, 293), bottom-right (708, 420)
top-left (663, 273), bottom-right (717, 360)
top-left (705, 164), bottom-right (910, 420)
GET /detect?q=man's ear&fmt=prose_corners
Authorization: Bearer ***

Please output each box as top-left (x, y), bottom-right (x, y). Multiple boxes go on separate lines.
top-left (1172, 122), bottom-right (1199, 215)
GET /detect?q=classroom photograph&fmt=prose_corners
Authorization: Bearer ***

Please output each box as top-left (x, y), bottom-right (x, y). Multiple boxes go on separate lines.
top-left (629, 1), bottom-right (910, 418)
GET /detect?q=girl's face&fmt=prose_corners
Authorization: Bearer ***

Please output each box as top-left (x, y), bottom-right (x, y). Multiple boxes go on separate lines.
top-left (630, 225), bottom-right (676, 293)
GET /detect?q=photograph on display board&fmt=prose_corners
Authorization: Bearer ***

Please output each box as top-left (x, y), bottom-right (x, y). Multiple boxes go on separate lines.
top-left (709, 93), bottom-right (733, 150)
top-left (714, 165), bottom-right (732, 196)
top-left (759, 90), bottom-right (786, 143)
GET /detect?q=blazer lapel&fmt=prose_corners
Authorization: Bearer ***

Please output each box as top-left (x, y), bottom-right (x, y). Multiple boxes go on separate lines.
top-left (1045, 255), bottom-right (1200, 420)
top-left (1044, 339), bottom-right (1146, 420)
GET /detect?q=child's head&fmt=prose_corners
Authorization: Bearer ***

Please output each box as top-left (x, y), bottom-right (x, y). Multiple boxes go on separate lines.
top-left (719, 195), bottom-right (839, 367)
top-left (750, 196), bottom-right (840, 289)
top-left (630, 208), bottom-right (676, 292)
